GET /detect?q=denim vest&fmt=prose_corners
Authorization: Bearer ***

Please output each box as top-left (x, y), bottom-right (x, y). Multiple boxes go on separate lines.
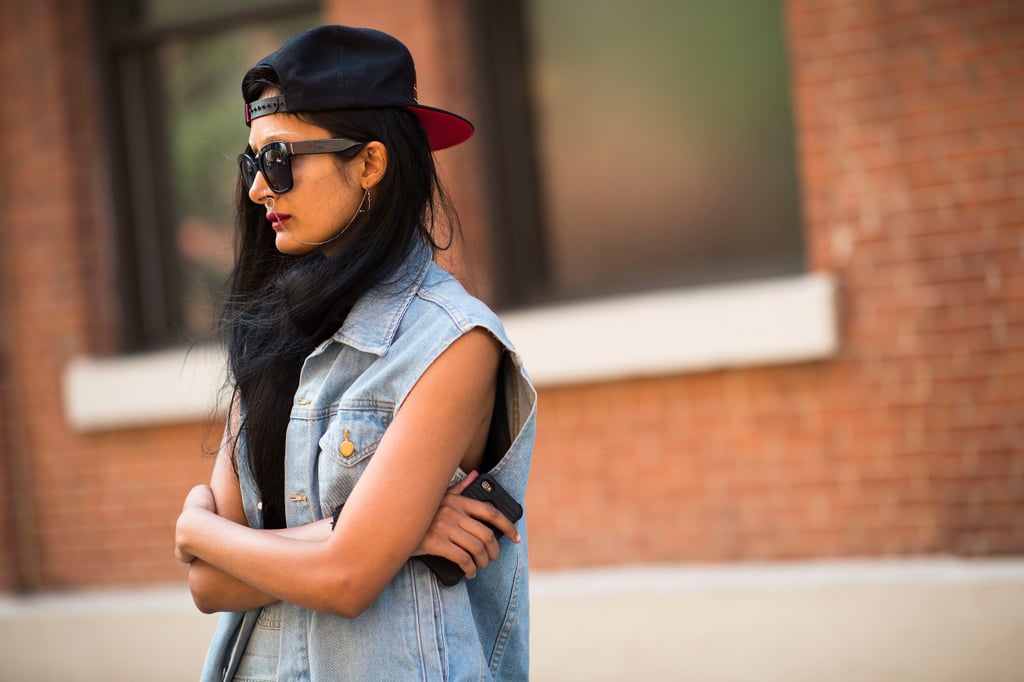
top-left (200, 240), bottom-right (536, 682)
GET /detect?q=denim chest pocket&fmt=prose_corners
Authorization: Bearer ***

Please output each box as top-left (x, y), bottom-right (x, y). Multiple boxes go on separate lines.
top-left (317, 405), bottom-right (393, 516)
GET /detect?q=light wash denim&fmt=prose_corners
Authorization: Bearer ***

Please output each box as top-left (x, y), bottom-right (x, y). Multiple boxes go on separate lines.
top-left (201, 239), bottom-right (536, 681)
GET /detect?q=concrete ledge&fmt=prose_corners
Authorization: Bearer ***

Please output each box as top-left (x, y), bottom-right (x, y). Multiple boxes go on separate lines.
top-left (1, 558), bottom-right (1021, 681)
top-left (62, 273), bottom-right (838, 431)
top-left (503, 272), bottom-right (838, 386)
top-left (63, 344), bottom-right (228, 431)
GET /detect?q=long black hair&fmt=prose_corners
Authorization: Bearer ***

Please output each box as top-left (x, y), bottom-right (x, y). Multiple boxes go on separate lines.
top-left (223, 64), bottom-right (454, 528)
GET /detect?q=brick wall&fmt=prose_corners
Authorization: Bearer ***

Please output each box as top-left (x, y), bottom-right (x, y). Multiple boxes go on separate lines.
top-left (0, 325), bottom-right (15, 592)
top-left (0, 2), bottom-right (214, 588)
top-left (792, 0), bottom-right (1024, 555)
top-left (0, 0), bottom-right (1020, 591)
top-left (526, 0), bottom-right (1024, 567)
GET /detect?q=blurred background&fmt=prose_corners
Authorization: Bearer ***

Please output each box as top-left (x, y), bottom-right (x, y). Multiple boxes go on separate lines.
top-left (1, 0), bottom-right (1022, 679)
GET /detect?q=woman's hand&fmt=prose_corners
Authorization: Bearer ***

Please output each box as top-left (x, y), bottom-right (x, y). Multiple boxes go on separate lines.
top-left (175, 484), bottom-right (217, 564)
top-left (412, 471), bottom-right (521, 579)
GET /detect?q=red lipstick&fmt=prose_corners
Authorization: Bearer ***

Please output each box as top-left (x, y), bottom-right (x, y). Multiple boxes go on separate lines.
top-left (266, 211), bottom-right (290, 230)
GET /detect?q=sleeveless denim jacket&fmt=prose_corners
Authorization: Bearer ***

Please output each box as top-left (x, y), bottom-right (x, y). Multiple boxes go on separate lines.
top-left (200, 240), bottom-right (536, 681)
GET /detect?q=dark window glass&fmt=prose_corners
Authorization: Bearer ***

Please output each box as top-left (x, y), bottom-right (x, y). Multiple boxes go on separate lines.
top-left (98, 1), bottom-right (321, 350)
top-left (472, 0), bottom-right (804, 308)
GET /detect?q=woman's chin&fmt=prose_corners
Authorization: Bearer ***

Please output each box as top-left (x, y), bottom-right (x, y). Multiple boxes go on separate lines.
top-left (275, 230), bottom-right (316, 256)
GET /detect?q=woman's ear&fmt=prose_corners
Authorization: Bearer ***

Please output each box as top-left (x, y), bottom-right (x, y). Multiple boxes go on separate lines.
top-left (360, 141), bottom-right (388, 189)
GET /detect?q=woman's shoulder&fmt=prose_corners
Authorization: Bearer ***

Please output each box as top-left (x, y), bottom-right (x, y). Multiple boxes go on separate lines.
top-left (407, 262), bottom-right (509, 341)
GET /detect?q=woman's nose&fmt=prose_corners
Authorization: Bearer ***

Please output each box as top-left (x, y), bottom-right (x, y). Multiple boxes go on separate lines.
top-left (247, 169), bottom-right (271, 204)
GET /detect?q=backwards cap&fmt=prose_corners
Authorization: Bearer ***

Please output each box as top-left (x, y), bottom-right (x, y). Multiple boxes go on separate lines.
top-left (244, 25), bottom-right (473, 151)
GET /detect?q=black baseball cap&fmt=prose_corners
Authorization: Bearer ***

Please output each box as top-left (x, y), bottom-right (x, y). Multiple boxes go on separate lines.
top-left (243, 25), bottom-right (474, 151)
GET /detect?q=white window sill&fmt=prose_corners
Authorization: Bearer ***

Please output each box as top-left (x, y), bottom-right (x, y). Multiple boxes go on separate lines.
top-left (64, 344), bottom-right (228, 432)
top-left (502, 272), bottom-right (838, 386)
top-left (63, 273), bottom-right (838, 432)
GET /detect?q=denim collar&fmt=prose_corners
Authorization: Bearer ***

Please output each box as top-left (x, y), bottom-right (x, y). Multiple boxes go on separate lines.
top-left (329, 238), bottom-right (433, 356)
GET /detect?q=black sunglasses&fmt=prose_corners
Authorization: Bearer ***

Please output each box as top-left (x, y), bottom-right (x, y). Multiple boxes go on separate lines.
top-left (238, 138), bottom-right (363, 194)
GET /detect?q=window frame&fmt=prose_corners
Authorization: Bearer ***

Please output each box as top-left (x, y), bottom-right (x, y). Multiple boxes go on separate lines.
top-left (464, 0), bottom-right (550, 310)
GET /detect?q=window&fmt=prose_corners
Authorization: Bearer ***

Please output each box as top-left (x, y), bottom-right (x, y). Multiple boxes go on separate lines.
top-left (97, 0), bottom-right (321, 350)
top-left (470, 0), bottom-right (804, 309)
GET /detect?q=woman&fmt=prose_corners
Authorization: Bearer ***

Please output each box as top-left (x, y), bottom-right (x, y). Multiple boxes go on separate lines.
top-left (174, 25), bottom-right (535, 681)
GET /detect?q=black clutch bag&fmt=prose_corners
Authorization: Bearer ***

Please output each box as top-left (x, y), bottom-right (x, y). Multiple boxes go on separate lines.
top-left (418, 473), bottom-right (523, 586)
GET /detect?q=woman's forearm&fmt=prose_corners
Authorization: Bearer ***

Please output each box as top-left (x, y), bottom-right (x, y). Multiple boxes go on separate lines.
top-left (179, 507), bottom-right (361, 616)
top-left (272, 518), bottom-right (333, 542)
top-left (186, 518), bottom-right (334, 613)
top-left (188, 559), bottom-right (277, 613)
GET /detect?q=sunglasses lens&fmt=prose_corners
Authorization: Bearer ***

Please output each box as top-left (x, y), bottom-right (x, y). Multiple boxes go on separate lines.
top-left (238, 145), bottom-right (292, 193)
top-left (239, 154), bottom-right (258, 188)
top-left (261, 146), bottom-right (291, 192)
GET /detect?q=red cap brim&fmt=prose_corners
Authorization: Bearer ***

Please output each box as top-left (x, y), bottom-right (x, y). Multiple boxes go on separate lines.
top-left (410, 105), bottom-right (474, 151)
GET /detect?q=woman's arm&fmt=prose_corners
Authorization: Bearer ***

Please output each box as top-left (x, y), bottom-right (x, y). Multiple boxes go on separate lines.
top-left (176, 328), bottom-right (512, 618)
top-left (181, 402), bottom-right (339, 613)
top-left (182, 498), bottom-right (333, 613)
top-left (182, 473), bottom-right (519, 613)
top-left (184, 520), bottom-right (333, 613)
top-left (179, 405), bottom-right (282, 614)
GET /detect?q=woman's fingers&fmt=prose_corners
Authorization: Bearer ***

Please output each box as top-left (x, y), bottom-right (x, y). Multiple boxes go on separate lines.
top-left (448, 469), bottom-right (479, 495)
top-left (457, 497), bottom-right (520, 544)
top-left (440, 476), bottom-right (520, 544)
top-left (174, 507), bottom-right (199, 564)
top-left (175, 486), bottom-right (214, 564)
top-left (439, 526), bottom-right (494, 578)
top-left (454, 519), bottom-right (501, 566)
top-left (174, 544), bottom-right (195, 564)
top-left (414, 472), bottom-right (521, 579)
